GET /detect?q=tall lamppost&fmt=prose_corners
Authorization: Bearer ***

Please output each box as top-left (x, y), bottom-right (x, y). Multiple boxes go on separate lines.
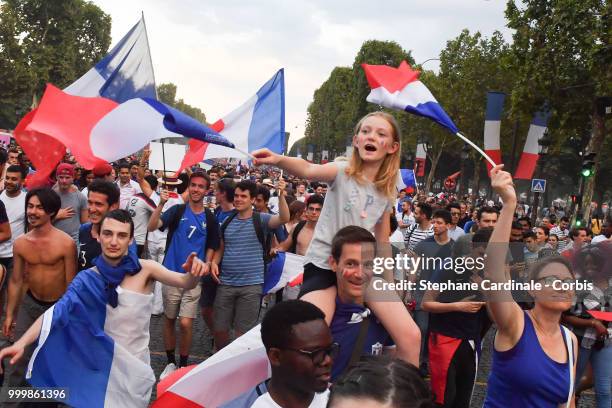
top-left (458, 143), bottom-right (470, 196)
top-left (531, 130), bottom-right (552, 225)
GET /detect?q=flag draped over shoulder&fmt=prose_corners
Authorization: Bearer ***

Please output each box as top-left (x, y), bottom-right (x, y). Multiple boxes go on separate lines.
top-left (27, 268), bottom-right (155, 408)
top-left (176, 69), bottom-right (285, 173)
top-left (362, 61), bottom-right (459, 134)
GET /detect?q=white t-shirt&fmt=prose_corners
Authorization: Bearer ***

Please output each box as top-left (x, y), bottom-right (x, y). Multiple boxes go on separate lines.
top-left (0, 191), bottom-right (26, 258)
top-left (147, 195), bottom-right (183, 245)
top-left (117, 180), bottom-right (142, 210)
top-left (447, 225), bottom-right (465, 241)
top-left (305, 161), bottom-right (393, 270)
top-left (251, 390), bottom-right (329, 408)
top-left (125, 192), bottom-right (160, 245)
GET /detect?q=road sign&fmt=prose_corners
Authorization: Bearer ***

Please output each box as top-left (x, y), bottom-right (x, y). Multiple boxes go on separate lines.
top-left (531, 178), bottom-right (546, 193)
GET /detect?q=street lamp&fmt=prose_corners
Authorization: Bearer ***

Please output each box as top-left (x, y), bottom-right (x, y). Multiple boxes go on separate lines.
top-left (458, 143), bottom-right (470, 195)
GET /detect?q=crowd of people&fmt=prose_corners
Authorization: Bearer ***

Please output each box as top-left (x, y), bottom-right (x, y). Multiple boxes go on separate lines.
top-left (0, 111), bottom-right (608, 407)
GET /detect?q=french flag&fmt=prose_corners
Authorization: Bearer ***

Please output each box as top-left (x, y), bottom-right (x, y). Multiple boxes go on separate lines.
top-left (396, 169), bottom-right (417, 191)
top-left (14, 85), bottom-right (234, 186)
top-left (64, 16), bottom-right (156, 102)
top-left (362, 61), bottom-right (459, 134)
top-left (13, 16), bottom-right (233, 186)
top-left (483, 92), bottom-right (506, 172)
top-left (154, 325), bottom-right (270, 407)
top-left (263, 252), bottom-right (304, 294)
top-left (176, 69), bottom-right (285, 172)
top-left (514, 109), bottom-right (551, 180)
top-left (26, 268), bottom-right (156, 408)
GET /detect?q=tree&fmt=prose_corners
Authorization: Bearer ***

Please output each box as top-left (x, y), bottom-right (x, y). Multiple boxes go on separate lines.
top-left (0, 0), bottom-right (111, 128)
top-left (350, 40), bottom-right (414, 126)
top-left (304, 67), bottom-right (354, 153)
top-left (417, 29), bottom-right (514, 193)
top-left (505, 0), bottom-right (611, 217)
top-left (156, 82), bottom-right (206, 124)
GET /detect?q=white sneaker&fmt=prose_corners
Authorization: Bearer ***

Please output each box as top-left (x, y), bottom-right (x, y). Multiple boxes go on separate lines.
top-left (160, 363), bottom-right (177, 380)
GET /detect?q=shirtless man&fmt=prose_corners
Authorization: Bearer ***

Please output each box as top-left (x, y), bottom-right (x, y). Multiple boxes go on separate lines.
top-left (275, 194), bottom-right (323, 256)
top-left (0, 209), bottom-right (208, 406)
top-left (2, 187), bottom-right (76, 396)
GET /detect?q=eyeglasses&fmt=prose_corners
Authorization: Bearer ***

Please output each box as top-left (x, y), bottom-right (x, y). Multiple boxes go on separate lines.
top-left (450, 212), bottom-right (461, 216)
top-left (283, 342), bottom-right (339, 365)
top-left (308, 207), bottom-right (322, 212)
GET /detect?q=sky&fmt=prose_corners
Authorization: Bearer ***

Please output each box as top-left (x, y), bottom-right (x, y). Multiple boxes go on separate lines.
top-left (92, 0), bottom-right (514, 149)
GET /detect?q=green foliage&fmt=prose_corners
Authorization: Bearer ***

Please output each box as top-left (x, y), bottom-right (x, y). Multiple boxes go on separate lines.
top-left (156, 82), bottom-right (206, 124)
top-left (0, 0), bottom-right (111, 128)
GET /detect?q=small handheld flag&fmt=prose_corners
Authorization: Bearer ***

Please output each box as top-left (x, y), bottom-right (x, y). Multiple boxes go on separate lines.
top-left (362, 61), bottom-right (496, 167)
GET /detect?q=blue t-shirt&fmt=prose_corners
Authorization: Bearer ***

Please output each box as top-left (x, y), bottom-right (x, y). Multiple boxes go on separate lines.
top-left (329, 297), bottom-right (393, 380)
top-left (220, 213), bottom-right (272, 286)
top-left (161, 206), bottom-right (211, 272)
top-left (215, 208), bottom-right (236, 226)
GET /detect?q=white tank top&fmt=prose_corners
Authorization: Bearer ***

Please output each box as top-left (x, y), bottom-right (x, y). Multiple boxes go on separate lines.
top-left (104, 286), bottom-right (153, 365)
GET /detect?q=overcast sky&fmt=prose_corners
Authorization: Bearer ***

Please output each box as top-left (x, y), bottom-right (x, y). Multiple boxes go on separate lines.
top-left (92, 0), bottom-right (514, 148)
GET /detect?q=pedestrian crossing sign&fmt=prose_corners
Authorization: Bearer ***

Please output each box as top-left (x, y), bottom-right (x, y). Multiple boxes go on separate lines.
top-left (531, 179), bottom-right (546, 193)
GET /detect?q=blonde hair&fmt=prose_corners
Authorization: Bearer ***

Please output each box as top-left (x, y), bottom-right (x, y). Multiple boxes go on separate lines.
top-left (346, 111), bottom-right (401, 199)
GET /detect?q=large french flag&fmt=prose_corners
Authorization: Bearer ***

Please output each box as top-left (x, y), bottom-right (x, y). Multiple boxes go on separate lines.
top-left (483, 92), bottom-right (506, 172)
top-left (396, 169), bottom-right (417, 191)
top-left (514, 109), bottom-right (551, 180)
top-left (154, 325), bottom-right (270, 407)
top-left (264, 252), bottom-right (304, 294)
top-left (64, 16), bottom-right (156, 102)
top-left (362, 61), bottom-right (459, 134)
top-left (14, 85), bottom-right (234, 186)
top-left (176, 69), bottom-right (285, 172)
top-left (26, 268), bottom-right (155, 408)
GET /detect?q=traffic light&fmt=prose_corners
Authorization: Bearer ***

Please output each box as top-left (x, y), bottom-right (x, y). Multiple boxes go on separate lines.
top-left (581, 152), bottom-right (596, 178)
top-left (575, 212), bottom-right (584, 227)
top-left (570, 194), bottom-right (582, 204)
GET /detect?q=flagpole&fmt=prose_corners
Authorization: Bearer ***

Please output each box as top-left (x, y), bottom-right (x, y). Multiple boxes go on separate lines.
top-left (142, 11), bottom-right (167, 183)
top-left (455, 132), bottom-right (497, 168)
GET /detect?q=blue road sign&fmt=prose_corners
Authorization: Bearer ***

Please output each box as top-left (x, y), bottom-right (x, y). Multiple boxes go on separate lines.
top-left (531, 178), bottom-right (546, 193)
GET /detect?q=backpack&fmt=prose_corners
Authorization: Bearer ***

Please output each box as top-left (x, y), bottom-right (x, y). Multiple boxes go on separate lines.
top-left (164, 204), bottom-right (216, 253)
top-left (289, 220), bottom-right (307, 254)
top-left (221, 210), bottom-right (274, 265)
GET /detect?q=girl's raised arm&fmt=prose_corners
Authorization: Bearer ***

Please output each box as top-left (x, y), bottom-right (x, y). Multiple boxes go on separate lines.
top-left (252, 148), bottom-right (338, 183)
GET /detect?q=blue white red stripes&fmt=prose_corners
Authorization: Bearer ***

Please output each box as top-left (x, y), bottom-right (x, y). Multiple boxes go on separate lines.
top-left (397, 169), bottom-right (417, 191)
top-left (514, 109), bottom-right (551, 180)
top-left (483, 92), bottom-right (506, 171)
top-left (64, 17), bottom-right (156, 102)
top-left (264, 252), bottom-right (304, 294)
top-left (26, 269), bottom-right (155, 408)
top-left (362, 61), bottom-right (459, 134)
top-left (177, 69), bottom-right (285, 171)
top-left (154, 325), bottom-right (269, 407)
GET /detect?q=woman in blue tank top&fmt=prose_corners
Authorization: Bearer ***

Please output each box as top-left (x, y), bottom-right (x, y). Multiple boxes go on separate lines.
top-left (484, 166), bottom-right (578, 408)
